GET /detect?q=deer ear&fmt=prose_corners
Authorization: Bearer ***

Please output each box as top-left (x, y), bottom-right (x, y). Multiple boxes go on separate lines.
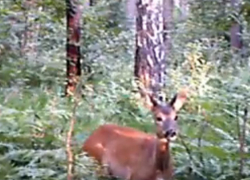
top-left (149, 95), bottom-right (158, 107)
top-left (144, 93), bottom-right (159, 110)
top-left (169, 89), bottom-right (188, 111)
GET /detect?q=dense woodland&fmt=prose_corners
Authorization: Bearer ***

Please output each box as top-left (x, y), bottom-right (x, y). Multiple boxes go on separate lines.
top-left (0, 0), bottom-right (250, 179)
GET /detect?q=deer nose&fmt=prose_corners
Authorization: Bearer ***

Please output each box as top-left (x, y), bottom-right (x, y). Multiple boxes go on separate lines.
top-left (164, 129), bottom-right (177, 140)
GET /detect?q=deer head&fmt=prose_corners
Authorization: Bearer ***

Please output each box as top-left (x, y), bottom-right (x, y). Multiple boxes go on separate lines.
top-left (147, 89), bottom-right (188, 141)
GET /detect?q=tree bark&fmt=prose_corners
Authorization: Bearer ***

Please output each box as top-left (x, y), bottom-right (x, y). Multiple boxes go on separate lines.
top-left (65, 0), bottom-right (82, 96)
top-left (230, 0), bottom-right (242, 50)
top-left (134, 0), bottom-right (166, 100)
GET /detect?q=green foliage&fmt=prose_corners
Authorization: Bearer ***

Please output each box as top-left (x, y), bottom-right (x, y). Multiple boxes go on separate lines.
top-left (0, 0), bottom-right (250, 179)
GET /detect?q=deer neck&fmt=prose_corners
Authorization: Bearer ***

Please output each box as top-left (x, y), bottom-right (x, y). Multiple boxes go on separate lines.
top-left (156, 139), bottom-right (172, 173)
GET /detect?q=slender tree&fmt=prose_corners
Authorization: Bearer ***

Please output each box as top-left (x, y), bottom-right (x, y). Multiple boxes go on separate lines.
top-left (65, 0), bottom-right (82, 96)
top-left (65, 1), bottom-right (82, 180)
top-left (230, 0), bottom-right (242, 49)
top-left (134, 0), bottom-right (166, 101)
top-left (21, 0), bottom-right (41, 59)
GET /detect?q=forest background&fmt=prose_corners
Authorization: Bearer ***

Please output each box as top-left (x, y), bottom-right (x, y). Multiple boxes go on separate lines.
top-left (0, 0), bottom-right (250, 179)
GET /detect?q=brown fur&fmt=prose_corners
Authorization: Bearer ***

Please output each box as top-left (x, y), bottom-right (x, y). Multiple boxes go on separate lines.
top-left (83, 124), bottom-right (173, 180)
top-left (83, 89), bottom-right (188, 180)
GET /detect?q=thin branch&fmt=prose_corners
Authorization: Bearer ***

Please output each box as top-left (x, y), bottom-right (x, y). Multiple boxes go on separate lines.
top-left (66, 77), bottom-right (81, 180)
top-left (235, 104), bottom-right (241, 180)
top-left (66, 97), bottom-right (79, 180)
top-left (236, 104), bottom-right (241, 142)
top-left (197, 113), bottom-right (207, 171)
top-left (238, 106), bottom-right (248, 179)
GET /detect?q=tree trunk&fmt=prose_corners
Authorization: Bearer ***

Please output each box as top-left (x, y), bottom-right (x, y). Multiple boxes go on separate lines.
top-left (126, 0), bottom-right (136, 30)
top-left (134, 0), bottom-right (166, 101)
top-left (65, 0), bottom-right (82, 96)
top-left (89, 0), bottom-right (94, 6)
top-left (163, 0), bottom-right (174, 58)
top-left (21, 0), bottom-right (41, 61)
top-left (230, 23), bottom-right (242, 49)
top-left (179, 0), bottom-right (189, 20)
top-left (230, 0), bottom-right (242, 50)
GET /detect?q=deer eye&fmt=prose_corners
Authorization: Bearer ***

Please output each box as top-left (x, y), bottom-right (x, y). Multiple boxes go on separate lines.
top-left (156, 117), bottom-right (162, 122)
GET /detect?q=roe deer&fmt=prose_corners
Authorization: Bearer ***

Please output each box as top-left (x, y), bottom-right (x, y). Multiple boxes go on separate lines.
top-left (83, 90), bottom-right (188, 180)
